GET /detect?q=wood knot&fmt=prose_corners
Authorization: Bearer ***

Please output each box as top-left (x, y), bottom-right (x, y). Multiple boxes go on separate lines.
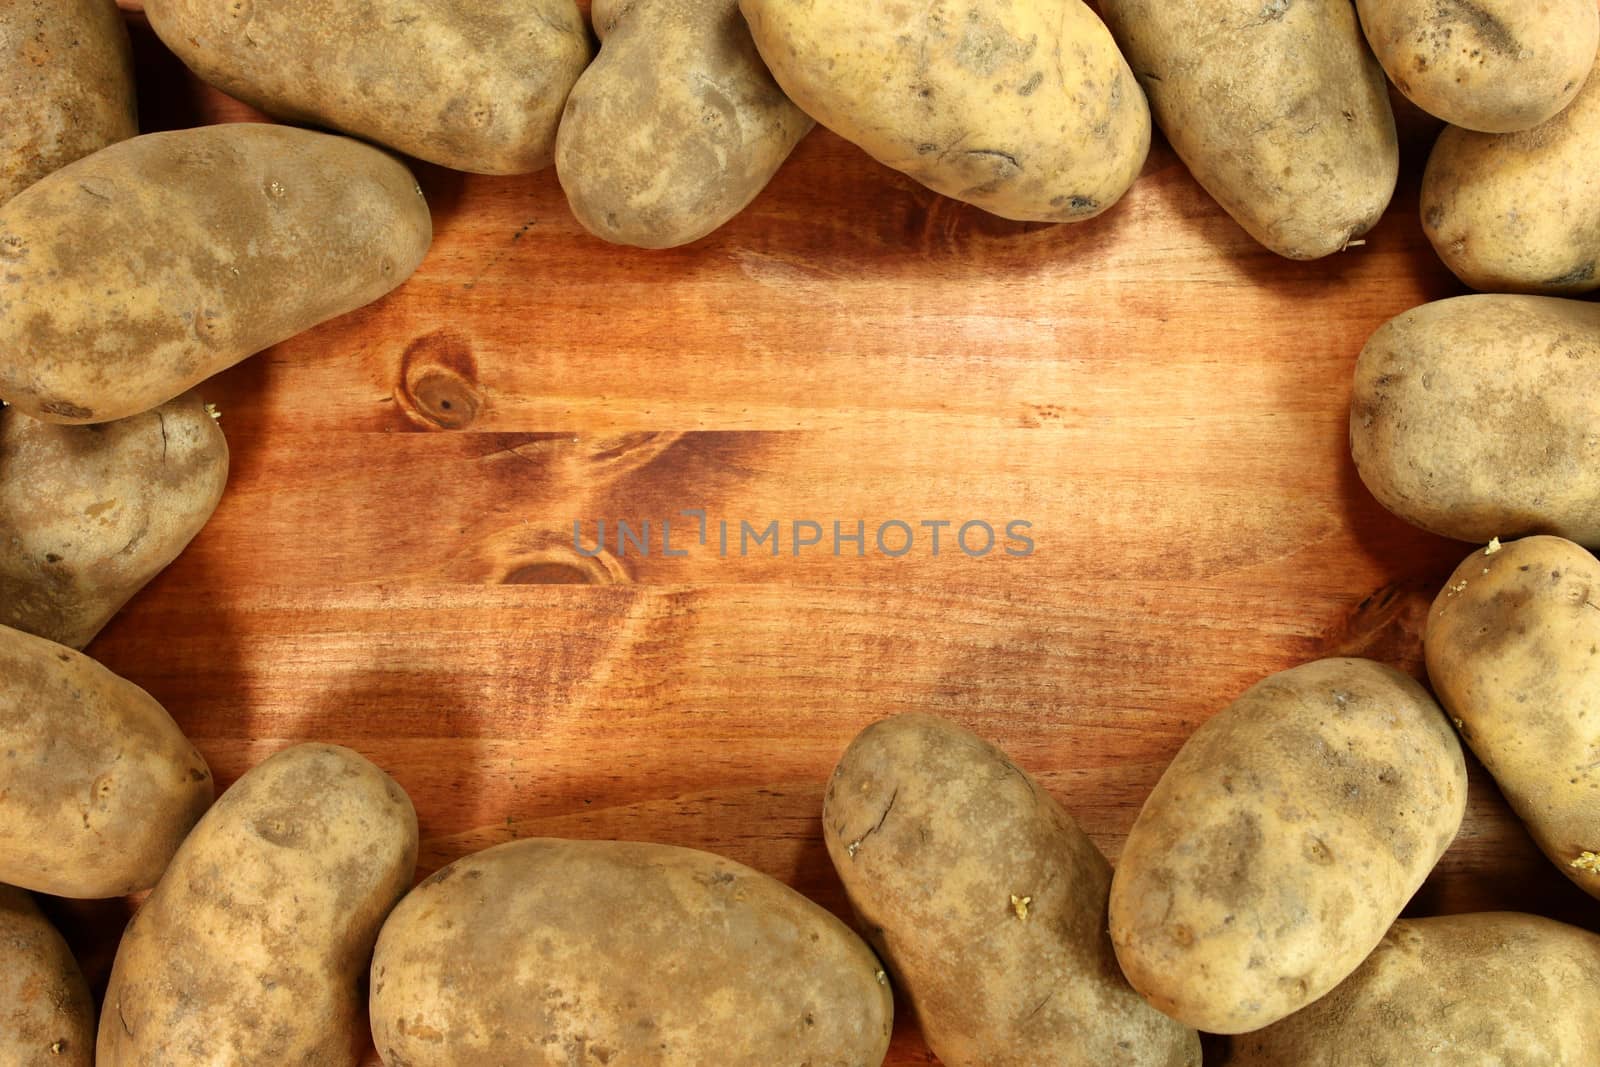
top-left (396, 331), bottom-right (482, 431)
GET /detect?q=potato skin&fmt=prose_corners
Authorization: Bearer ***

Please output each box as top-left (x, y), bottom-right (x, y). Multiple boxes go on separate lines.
top-left (1350, 295), bottom-right (1600, 547)
top-left (0, 0), bottom-right (136, 206)
top-left (97, 743), bottom-right (418, 1067)
top-left (1221, 913), bottom-right (1600, 1065)
top-left (1109, 658), bottom-right (1467, 1034)
top-left (370, 838), bottom-right (893, 1067)
top-left (143, 0), bottom-right (590, 175)
top-left (1422, 59), bottom-right (1600, 294)
top-left (0, 885), bottom-right (94, 1067)
top-left (1100, 0), bottom-right (1399, 259)
top-left (739, 0), bottom-right (1150, 223)
top-left (0, 624), bottom-right (212, 899)
top-left (0, 124), bottom-right (432, 424)
top-left (556, 0), bottom-right (814, 248)
top-left (822, 714), bottom-right (1200, 1067)
top-left (1426, 536), bottom-right (1600, 899)
top-left (0, 393), bottom-right (227, 649)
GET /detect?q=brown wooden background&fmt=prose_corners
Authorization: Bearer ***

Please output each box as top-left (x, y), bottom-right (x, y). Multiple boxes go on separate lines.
top-left (50, 4), bottom-right (1597, 1063)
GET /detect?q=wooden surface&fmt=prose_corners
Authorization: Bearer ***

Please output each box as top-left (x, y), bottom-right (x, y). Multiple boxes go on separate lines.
top-left (54, 6), bottom-right (1599, 1063)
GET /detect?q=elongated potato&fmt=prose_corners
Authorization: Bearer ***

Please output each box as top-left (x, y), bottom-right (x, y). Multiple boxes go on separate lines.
top-left (1, 393), bottom-right (227, 649)
top-left (1222, 913), bottom-right (1600, 1065)
top-left (1426, 536), bottom-right (1600, 899)
top-left (0, 124), bottom-right (431, 424)
top-left (1422, 59), bottom-right (1600, 294)
top-left (1110, 658), bottom-right (1467, 1034)
top-left (739, 0), bottom-right (1150, 223)
top-left (97, 743), bottom-right (417, 1067)
top-left (1350, 295), bottom-right (1600, 547)
top-left (0, 624), bottom-right (212, 898)
top-left (0, 885), bottom-right (94, 1067)
top-left (556, 0), bottom-right (814, 248)
top-left (144, 0), bottom-right (590, 175)
top-left (1100, 0), bottom-right (1399, 259)
top-left (823, 714), bottom-right (1200, 1067)
top-left (370, 838), bottom-right (893, 1066)
top-left (1, 0), bottom-right (136, 206)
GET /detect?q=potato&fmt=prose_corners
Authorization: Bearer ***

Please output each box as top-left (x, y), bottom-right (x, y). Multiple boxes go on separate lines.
top-left (0, 885), bottom-right (94, 1066)
top-left (1350, 294), bottom-right (1600, 547)
top-left (0, 624), bottom-right (212, 898)
top-left (0, 124), bottom-right (431, 424)
top-left (370, 838), bottom-right (893, 1066)
top-left (1109, 657), bottom-right (1467, 1034)
top-left (1422, 58), bottom-right (1600, 294)
top-left (97, 743), bottom-right (417, 1066)
top-left (1, 392), bottom-right (227, 649)
top-left (144, 0), bottom-right (590, 175)
top-left (0, 0), bottom-right (136, 206)
top-left (1099, 0), bottom-right (1399, 259)
top-left (1426, 536), bottom-right (1600, 900)
top-left (822, 714), bottom-right (1200, 1067)
top-left (739, 0), bottom-right (1150, 223)
top-left (556, 0), bottom-right (813, 248)
top-left (1221, 913), bottom-right (1600, 1065)
top-left (1357, 0), bottom-right (1597, 133)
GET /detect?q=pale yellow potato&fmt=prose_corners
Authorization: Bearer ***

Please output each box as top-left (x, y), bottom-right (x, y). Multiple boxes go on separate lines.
top-left (97, 743), bottom-right (418, 1066)
top-left (370, 838), bottom-right (893, 1066)
top-left (1350, 295), bottom-right (1600, 547)
top-left (0, 392), bottom-right (228, 649)
top-left (143, 0), bottom-right (591, 175)
top-left (1426, 536), bottom-right (1600, 899)
top-left (556, 0), bottom-right (814, 248)
top-left (1100, 0), bottom-right (1399, 259)
top-left (739, 0), bottom-right (1150, 223)
top-left (1109, 658), bottom-right (1467, 1034)
top-left (0, 624), bottom-right (212, 898)
top-left (0, 124), bottom-right (432, 424)
top-left (0, 884), bottom-right (94, 1067)
top-left (822, 714), bottom-right (1200, 1067)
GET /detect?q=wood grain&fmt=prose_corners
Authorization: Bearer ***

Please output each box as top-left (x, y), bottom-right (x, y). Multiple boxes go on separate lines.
top-left (52, 6), bottom-right (1599, 1064)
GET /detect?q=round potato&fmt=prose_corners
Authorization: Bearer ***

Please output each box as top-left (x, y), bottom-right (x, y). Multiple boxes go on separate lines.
top-left (1426, 536), bottom-right (1600, 899)
top-left (97, 743), bottom-right (418, 1067)
top-left (0, 884), bottom-right (94, 1067)
top-left (1350, 294), bottom-right (1600, 547)
top-left (0, 124), bottom-right (432, 424)
top-left (556, 0), bottom-right (814, 248)
top-left (739, 0), bottom-right (1150, 223)
top-left (1, 392), bottom-right (228, 649)
top-left (370, 838), bottom-right (893, 1066)
top-left (0, 624), bottom-right (212, 898)
top-left (1356, 0), bottom-right (1597, 133)
top-left (0, 0), bottom-right (136, 206)
top-left (1422, 58), bottom-right (1600, 294)
top-left (1222, 913), bottom-right (1600, 1065)
top-left (1099, 0), bottom-right (1399, 259)
top-left (1109, 658), bottom-right (1467, 1034)
top-left (822, 714), bottom-right (1200, 1067)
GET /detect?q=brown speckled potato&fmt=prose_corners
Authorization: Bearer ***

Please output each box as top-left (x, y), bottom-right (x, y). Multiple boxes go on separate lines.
top-left (739, 0), bottom-right (1150, 223)
top-left (370, 838), bottom-right (893, 1067)
top-left (1350, 295), bottom-right (1600, 546)
top-left (0, 624), bottom-right (212, 898)
top-left (0, 0), bottom-right (135, 206)
top-left (1221, 913), bottom-right (1600, 1065)
top-left (1422, 59), bottom-right (1600, 294)
top-left (1100, 0), bottom-right (1399, 259)
top-left (1427, 536), bottom-right (1600, 899)
top-left (556, 0), bottom-right (814, 248)
top-left (822, 714), bottom-right (1200, 1067)
top-left (97, 744), bottom-right (417, 1067)
top-left (0, 124), bottom-right (431, 424)
top-left (1109, 658), bottom-right (1467, 1034)
top-left (1356, 0), bottom-right (1597, 133)
top-left (143, 0), bottom-right (591, 175)
top-left (0, 885), bottom-right (94, 1067)
top-left (1, 393), bottom-right (228, 649)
